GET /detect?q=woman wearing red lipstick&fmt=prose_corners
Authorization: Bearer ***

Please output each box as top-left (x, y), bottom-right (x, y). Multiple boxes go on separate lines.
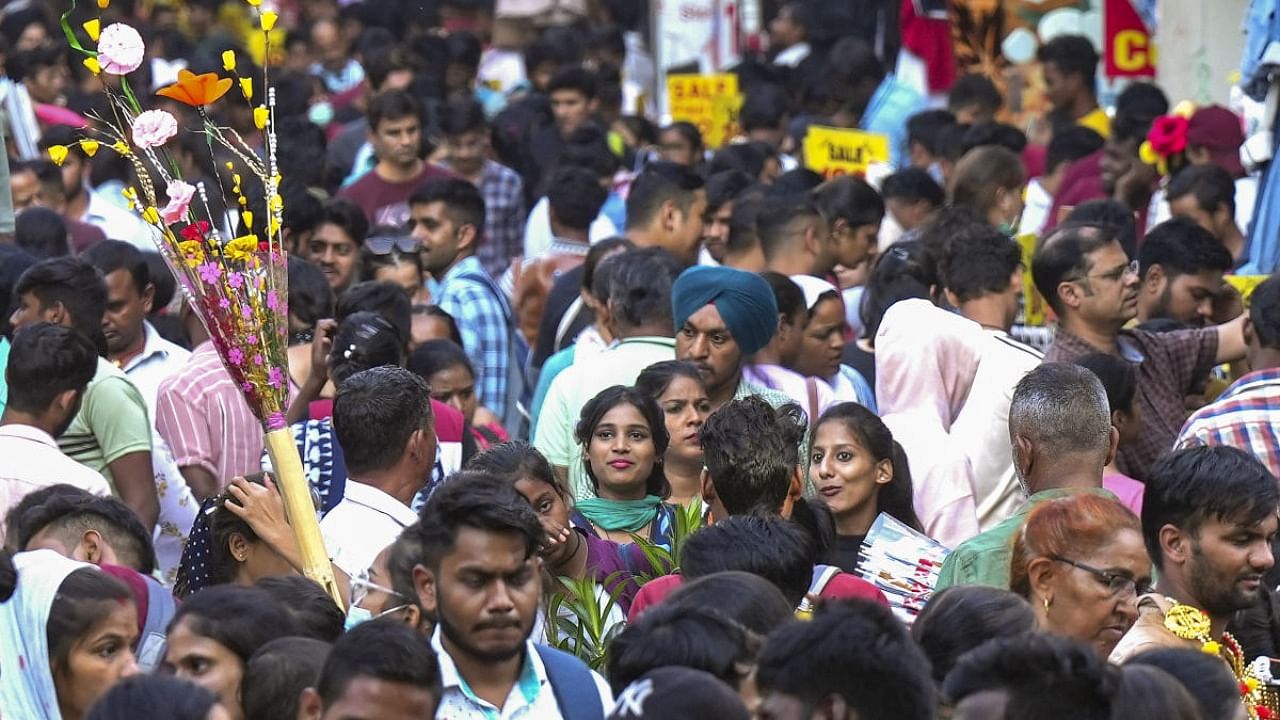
top-left (809, 403), bottom-right (921, 573)
top-left (572, 385), bottom-right (676, 546)
top-left (635, 361), bottom-right (712, 508)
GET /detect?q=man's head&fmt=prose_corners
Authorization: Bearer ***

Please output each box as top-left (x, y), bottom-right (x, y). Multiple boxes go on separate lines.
top-left (411, 474), bottom-right (544, 665)
top-left (1143, 446), bottom-right (1279, 616)
top-left (768, 2), bottom-right (809, 51)
top-left (10, 257), bottom-right (107, 344)
top-left (757, 195), bottom-right (832, 275)
top-left (3, 323), bottom-right (97, 437)
top-left (1246, 276), bottom-right (1280, 370)
top-left (306, 199), bottom-right (368, 293)
top-left (1033, 223), bottom-right (1139, 330)
top-left (300, 620), bottom-right (440, 720)
top-left (941, 224), bottom-right (1024, 331)
top-left (1044, 126), bottom-right (1105, 196)
top-left (943, 634), bottom-right (1115, 720)
top-left (1185, 105), bottom-right (1246, 178)
top-left (366, 91), bottom-right (422, 171)
top-left (1008, 363), bottom-right (1115, 495)
top-left (672, 266), bottom-right (779, 400)
top-left (547, 66), bottom-right (598, 138)
top-left (1037, 35), bottom-right (1099, 115)
top-left (604, 247), bottom-right (683, 337)
top-left (700, 397), bottom-right (806, 523)
top-left (906, 109), bottom-right (958, 169)
top-left (18, 491), bottom-right (156, 574)
top-left (547, 166), bottom-right (609, 238)
top-left (812, 177), bottom-right (885, 271)
top-left (1166, 164), bottom-right (1239, 242)
top-left (948, 74), bottom-right (1002, 125)
top-left (703, 171), bottom-right (756, 264)
top-left (1136, 218), bottom-right (1232, 326)
top-left (332, 366), bottom-right (435, 482)
top-left (438, 98), bottom-right (489, 177)
top-left (408, 178), bottom-right (486, 278)
top-left (757, 600), bottom-right (936, 720)
top-left (625, 161), bottom-right (707, 265)
top-left (80, 241), bottom-right (154, 358)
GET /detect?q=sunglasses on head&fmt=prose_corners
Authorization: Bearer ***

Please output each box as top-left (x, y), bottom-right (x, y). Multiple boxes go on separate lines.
top-left (365, 235), bottom-right (420, 255)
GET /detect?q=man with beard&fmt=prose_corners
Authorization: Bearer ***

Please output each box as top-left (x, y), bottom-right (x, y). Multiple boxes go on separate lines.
top-left (1135, 218), bottom-right (1233, 327)
top-left (1033, 223), bottom-right (1248, 480)
top-left (412, 473), bottom-right (613, 718)
top-left (1110, 445), bottom-right (1279, 663)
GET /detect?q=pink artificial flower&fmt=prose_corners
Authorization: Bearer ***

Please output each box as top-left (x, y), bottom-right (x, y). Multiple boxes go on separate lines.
top-left (197, 262), bottom-right (220, 284)
top-left (131, 109), bottom-right (178, 150)
top-left (228, 348), bottom-right (244, 366)
top-left (161, 180), bottom-right (194, 224)
top-left (97, 24), bottom-right (145, 75)
top-left (268, 367), bottom-right (285, 388)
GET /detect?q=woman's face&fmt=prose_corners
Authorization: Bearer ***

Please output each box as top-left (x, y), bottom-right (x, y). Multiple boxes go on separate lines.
top-left (374, 261), bottom-right (423, 300)
top-left (794, 297), bottom-right (846, 379)
top-left (428, 363), bottom-right (478, 425)
top-left (586, 402), bottom-right (657, 500)
top-left (1036, 528), bottom-right (1150, 659)
top-left (809, 421), bottom-right (890, 521)
top-left (515, 475), bottom-right (574, 565)
top-left (53, 600), bottom-right (140, 719)
top-left (657, 375), bottom-right (711, 466)
top-left (165, 617), bottom-right (248, 720)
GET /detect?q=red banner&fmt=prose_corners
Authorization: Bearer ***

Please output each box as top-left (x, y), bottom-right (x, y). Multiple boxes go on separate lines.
top-left (1104, 0), bottom-right (1156, 78)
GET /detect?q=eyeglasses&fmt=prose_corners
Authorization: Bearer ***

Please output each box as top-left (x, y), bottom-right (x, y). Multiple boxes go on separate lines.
top-left (350, 568), bottom-right (408, 608)
top-left (364, 235), bottom-right (420, 255)
top-left (1052, 556), bottom-right (1153, 598)
top-left (1082, 259), bottom-right (1140, 284)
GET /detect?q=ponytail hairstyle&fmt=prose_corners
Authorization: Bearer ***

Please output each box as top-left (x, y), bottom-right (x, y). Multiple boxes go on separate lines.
top-left (813, 403), bottom-right (922, 532)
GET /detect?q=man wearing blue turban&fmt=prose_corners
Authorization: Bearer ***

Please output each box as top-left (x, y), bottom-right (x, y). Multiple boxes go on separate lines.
top-left (672, 266), bottom-right (792, 411)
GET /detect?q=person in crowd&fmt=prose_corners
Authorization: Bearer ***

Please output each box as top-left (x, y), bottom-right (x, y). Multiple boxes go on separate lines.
top-left (825, 37), bottom-right (925, 167)
top-left (0, 324), bottom-right (111, 539)
top-left (572, 385), bottom-right (675, 545)
top-left (657, 122), bottom-right (705, 168)
top-left (949, 73), bottom-right (1003, 125)
top-left (747, 273), bottom-right (839, 418)
top-left (1110, 664), bottom-right (1208, 720)
top-left (1176, 276), bottom-right (1280, 475)
top-left (943, 634), bottom-right (1116, 719)
top-left (1021, 126), bottom-right (1105, 236)
top-left (699, 171), bottom-right (754, 266)
top-left (359, 230), bottom-right (428, 305)
top-left (756, 600), bottom-right (936, 720)
top-left (410, 474), bottom-right (615, 717)
top-left (436, 98), bottom-right (526, 278)
top-left (241, 637), bottom-right (330, 720)
top-left (298, 619), bottom-right (441, 719)
top-left (303, 198), bottom-right (369, 296)
top-left (1135, 218), bottom-right (1233, 326)
top-left (1034, 222), bottom-right (1247, 479)
top-left (941, 224), bottom-right (1044, 530)
top-left (410, 339), bottom-right (509, 449)
top-left (936, 363), bottom-right (1118, 589)
top-left (1009, 493), bottom-right (1150, 659)
top-left (809, 402), bottom-right (921, 573)
top-left (410, 177), bottom-right (519, 430)
top-left (320, 366), bottom-right (434, 577)
top-left (911, 586), bottom-right (1037, 685)
top-left (662, 572), bottom-right (794, 637)
top-left (608, 667), bottom-right (751, 720)
top-left (0, 549), bottom-right (138, 720)
top-left (10, 258), bottom-right (157, 530)
top-left (1128, 648), bottom-right (1250, 720)
top-left (879, 168), bottom-right (944, 244)
top-left (1038, 34), bottom-right (1109, 137)
top-left (86, 675), bottom-right (225, 720)
top-left (1166, 164), bottom-right (1248, 265)
top-left (285, 257), bottom-right (336, 391)
top-left (757, 196), bottom-right (834, 279)
top-left (633, 361), bottom-right (711, 507)
top-left (164, 585), bottom-right (297, 720)
top-left (789, 274), bottom-right (875, 408)
top-left (948, 146), bottom-right (1026, 232)
top-left (1074, 353), bottom-right (1148, 513)
top-left (1110, 446), bottom-right (1280, 663)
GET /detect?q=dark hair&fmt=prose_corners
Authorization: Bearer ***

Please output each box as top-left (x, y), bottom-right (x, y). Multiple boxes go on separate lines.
top-left (739, 84), bottom-right (792, 132)
top-left (706, 170), bottom-right (755, 213)
top-left (1063, 200), bottom-right (1139, 260)
top-left (625, 161), bottom-right (705, 231)
top-left (940, 224), bottom-right (1023, 302)
top-left (906, 109), bottom-right (958, 156)
top-left (912, 586), bottom-right (1037, 684)
top-left (366, 89), bottom-right (422, 132)
top-left (1251, 276), bottom-right (1280, 349)
top-left (943, 634), bottom-right (1116, 719)
top-left (1139, 217), bottom-right (1233, 279)
top-left (169, 585), bottom-right (297, 666)
top-left (334, 366), bottom-right (433, 475)
top-left (1032, 223), bottom-right (1123, 315)
top-left (16, 490), bottom-right (155, 575)
top-left (812, 175), bottom-right (886, 230)
top-left (1047, 126), bottom-right (1106, 176)
top-left (813, 403), bottom-right (922, 531)
top-left (665, 571), bottom-right (793, 635)
top-left (5, 322), bottom-right (98, 415)
top-left (81, 240), bottom-right (150, 295)
top-left (606, 603), bottom-right (761, 694)
top-left (756, 195), bottom-right (824, 263)
top-left (1074, 352), bottom-right (1138, 416)
top-left (241, 637), bottom-right (331, 720)
top-left (1167, 163), bottom-right (1237, 217)
top-left (316, 619), bottom-right (441, 707)
top-left (85, 675), bottom-right (219, 720)
top-left (411, 472), bottom-right (544, 571)
top-left (949, 145), bottom-right (1025, 218)
top-left (700, 397), bottom-right (805, 517)
top-left (859, 240), bottom-right (937, 341)
top-left (880, 168), bottom-right (945, 208)
top-left (575, 385), bottom-right (670, 497)
top-left (582, 237), bottom-right (636, 297)
top-left (408, 338), bottom-right (473, 383)
top-left (706, 142), bottom-right (769, 179)
top-left (949, 74), bottom-right (1002, 116)
top-left (15, 257), bottom-right (108, 345)
top-left (606, 247), bottom-right (683, 331)
top-left (255, 576), bottom-right (344, 643)
top-left (635, 359), bottom-right (706, 401)
top-left (758, 600), bottom-right (936, 720)
top-left (336, 280), bottom-right (412, 350)
top-left (0, 245), bottom-right (38, 336)
top-left (439, 98), bottom-right (486, 136)
top-left (961, 122), bottom-right (1029, 155)
top-left (287, 255), bottom-right (336, 335)
top-left (1129, 648), bottom-right (1244, 720)
top-left (547, 65), bottom-right (598, 100)
top-left (317, 198), bottom-right (370, 247)
top-left (1143, 446), bottom-right (1280, 571)
top-left (660, 121), bottom-right (703, 152)
top-left (1037, 34), bottom-right (1100, 94)
top-left (547, 166), bottom-right (609, 232)
top-left (409, 178), bottom-right (486, 236)
top-left (761, 271), bottom-right (806, 321)
top-left (681, 514), bottom-right (814, 605)
top-left (328, 310), bottom-right (404, 385)
top-left (14, 207), bottom-right (70, 259)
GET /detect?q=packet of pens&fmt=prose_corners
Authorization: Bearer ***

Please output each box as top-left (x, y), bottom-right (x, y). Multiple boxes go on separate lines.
top-left (857, 513), bottom-right (951, 625)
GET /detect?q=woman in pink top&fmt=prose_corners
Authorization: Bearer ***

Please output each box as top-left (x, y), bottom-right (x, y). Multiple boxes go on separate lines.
top-left (1073, 353), bottom-right (1145, 515)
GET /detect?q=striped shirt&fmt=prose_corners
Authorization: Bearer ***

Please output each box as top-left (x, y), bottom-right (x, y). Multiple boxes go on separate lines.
top-left (1176, 368), bottom-right (1280, 477)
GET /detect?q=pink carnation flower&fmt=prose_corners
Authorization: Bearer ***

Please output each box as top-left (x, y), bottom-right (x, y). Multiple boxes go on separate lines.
top-left (97, 24), bottom-right (145, 75)
top-left (131, 110), bottom-right (178, 150)
top-left (161, 180), bottom-right (194, 224)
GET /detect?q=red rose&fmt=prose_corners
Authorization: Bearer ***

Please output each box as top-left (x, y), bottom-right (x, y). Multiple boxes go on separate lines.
top-left (1147, 115), bottom-right (1189, 157)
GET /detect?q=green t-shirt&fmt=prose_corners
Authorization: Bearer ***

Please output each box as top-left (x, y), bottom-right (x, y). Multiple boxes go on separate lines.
top-left (57, 357), bottom-right (153, 490)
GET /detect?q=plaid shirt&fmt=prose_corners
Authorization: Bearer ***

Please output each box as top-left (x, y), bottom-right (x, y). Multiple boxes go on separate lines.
top-left (431, 256), bottom-right (512, 422)
top-left (1045, 325), bottom-right (1218, 480)
top-left (1176, 368), bottom-right (1280, 477)
top-left (472, 160), bottom-right (525, 278)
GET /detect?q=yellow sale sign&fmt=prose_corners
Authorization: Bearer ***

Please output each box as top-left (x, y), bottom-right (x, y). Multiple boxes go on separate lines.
top-left (802, 125), bottom-right (891, 178)
top-left (666, 74), bottom-right (742, 149)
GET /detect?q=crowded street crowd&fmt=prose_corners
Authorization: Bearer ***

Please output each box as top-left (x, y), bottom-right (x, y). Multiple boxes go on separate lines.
top-left (2, 0), bottom-right (1280, 718)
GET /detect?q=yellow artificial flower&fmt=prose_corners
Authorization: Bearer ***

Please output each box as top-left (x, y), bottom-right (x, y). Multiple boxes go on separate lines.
top-left (253, 106), bottom-right (269, 130)
top-left (261, 11), bottom-right (278, 32)
top-left (224, 234), bottom-right (260, 262)
top-left (47, 145), bottom-right (69, 166)
top-left (222, 50), bottom-right (237, 73)
top-left (84, 19), bottom-right (101, 42)
top-left (240, 78), bottom-right (253, 101)
top-left (80, 139), bottom-right (100, 157)
top-left (83, 57), bottom-right (101, 76)
top-left (142, 207), bottom-right (161, 225)
top-left (111, 140), bottom-right (130, 155)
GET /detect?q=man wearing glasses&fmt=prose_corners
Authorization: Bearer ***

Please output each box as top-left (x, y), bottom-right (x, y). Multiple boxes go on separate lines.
top-left (1032, 223), bottom-right (1248, 480)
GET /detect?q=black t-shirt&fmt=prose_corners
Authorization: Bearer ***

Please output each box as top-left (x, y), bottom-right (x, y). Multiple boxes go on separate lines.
top-left (834, 534), bottom-right (867, 575)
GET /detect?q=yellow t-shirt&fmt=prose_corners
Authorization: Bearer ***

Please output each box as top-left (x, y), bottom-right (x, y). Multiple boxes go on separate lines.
top-left (1079, 108), bottom-right (1112, 139)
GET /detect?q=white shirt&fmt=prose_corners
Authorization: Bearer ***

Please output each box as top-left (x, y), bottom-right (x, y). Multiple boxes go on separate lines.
top-left (522, 197), bottom-right (618, 259)
top-left (0, 425), bottom-right (111, 543)
top-left (950, 330), bottom-right (1044, 531)
top-left (83, 188), bottom-right (157, 251)
top-left (431, 626), bottom-right (614, 720)
top-left (319, 481), bottom-right (418, 576)
top-left (122, 321), bottom-right (191, 426)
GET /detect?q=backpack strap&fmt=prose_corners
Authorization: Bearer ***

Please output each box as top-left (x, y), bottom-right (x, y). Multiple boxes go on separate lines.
top-left (534, 644), bottom-right (605, 720)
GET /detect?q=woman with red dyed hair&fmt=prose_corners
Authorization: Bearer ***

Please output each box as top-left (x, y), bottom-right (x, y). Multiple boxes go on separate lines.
top-left (1010, 493), bottom-right (1151, 659)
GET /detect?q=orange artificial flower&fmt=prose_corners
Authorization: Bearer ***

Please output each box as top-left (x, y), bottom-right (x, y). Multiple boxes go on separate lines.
top-left (156, 69), bottom-right (232, 108)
